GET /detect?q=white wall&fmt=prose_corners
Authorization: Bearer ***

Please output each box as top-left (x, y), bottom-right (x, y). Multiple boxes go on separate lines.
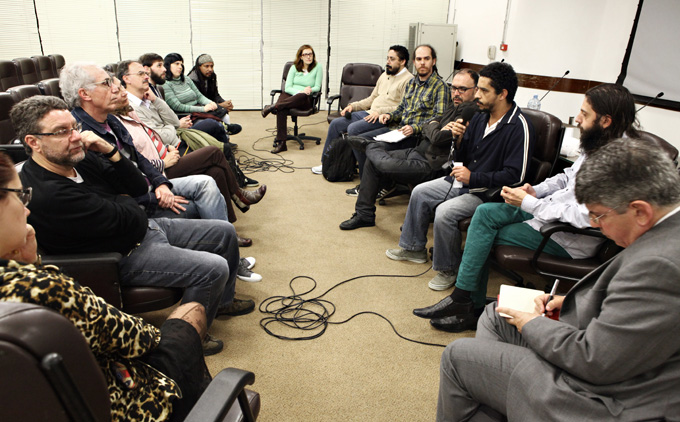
top-left (449, 0), bottom-right (680, 149)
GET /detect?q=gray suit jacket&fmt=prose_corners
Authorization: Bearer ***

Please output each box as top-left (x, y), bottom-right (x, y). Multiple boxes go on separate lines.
top-left (510, 211), bottom-right (680, 421)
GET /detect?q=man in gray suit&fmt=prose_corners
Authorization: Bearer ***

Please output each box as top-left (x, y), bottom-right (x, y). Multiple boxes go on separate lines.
top-left (437, 138), bottom-right (680, 421)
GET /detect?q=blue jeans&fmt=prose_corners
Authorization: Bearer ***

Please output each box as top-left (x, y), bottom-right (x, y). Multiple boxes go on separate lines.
top-left (118, 217), bottom-right (239, 327)
top-left (151, 175), bottom-right (228, 221)
top-left (321, 111), bottom-right (386, 159)
top-left (399, 176), bottom-right (483, 272)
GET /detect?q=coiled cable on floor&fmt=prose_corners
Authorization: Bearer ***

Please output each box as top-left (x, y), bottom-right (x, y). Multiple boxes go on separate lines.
top-left (259, 268), bottom-right (448, 347)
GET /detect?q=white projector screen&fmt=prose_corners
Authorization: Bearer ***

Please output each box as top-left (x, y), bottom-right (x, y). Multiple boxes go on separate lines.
top-left (617, 0), bottom-right (680, 109)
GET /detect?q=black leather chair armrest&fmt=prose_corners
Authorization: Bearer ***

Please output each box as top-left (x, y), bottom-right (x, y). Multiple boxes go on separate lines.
top-left (538, 222), bottom-right (606, 238)
top-left (326, 94), bottom-right (340, 105)
top-left (185, 368), bottom-right (257, 422)
top-left (42, 253), bottom-right (123, 308)
top-left (269, 89), bottom-right (282, 104)
top-left (0, 144), bottom-right (29, 164)
top-left (531, 223), bottom-right (605, 273)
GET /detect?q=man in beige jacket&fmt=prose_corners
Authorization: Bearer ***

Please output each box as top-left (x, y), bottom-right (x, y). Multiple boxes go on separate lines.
top-left (312, 45), bottom-right (413, 174)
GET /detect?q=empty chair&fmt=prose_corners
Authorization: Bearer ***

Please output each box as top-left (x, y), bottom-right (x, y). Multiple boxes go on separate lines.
top-left (326, 63), bottom-right (383, 123)
top-left (7, 84), bottom-right (41, 103)
top-left (38, 78), bottom-right (62, 98)
top-left (12, 57), bottom-right (40, 85)
top-left (0, 92), bottom-right (17, 145)
top-left (0, 60), bottom-right (22, 91)
top-left (31, 55), bottom-right (57, 80)
top-left (48, 54), bottom-right (65, 75)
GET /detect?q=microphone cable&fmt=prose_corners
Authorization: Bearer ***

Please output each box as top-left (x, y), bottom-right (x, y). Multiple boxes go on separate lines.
top-left (259, 267), bottom-right (448, 348)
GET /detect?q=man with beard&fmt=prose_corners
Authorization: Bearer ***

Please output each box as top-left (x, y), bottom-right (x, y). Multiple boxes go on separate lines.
top-left (339, 68), bottom-right (481, 230)
top-left (345, 44), bottom-right (449, 188)
top-left (139, 53), bottom-right (168, 100)
top-left (312, 45), bottom-right (413, 175)
top-left (414, 83), bottom-right (640, 333)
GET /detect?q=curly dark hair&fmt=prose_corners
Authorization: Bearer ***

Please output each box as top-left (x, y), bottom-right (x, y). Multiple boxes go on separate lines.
top-left (479, 62), bottom-right (518, 103)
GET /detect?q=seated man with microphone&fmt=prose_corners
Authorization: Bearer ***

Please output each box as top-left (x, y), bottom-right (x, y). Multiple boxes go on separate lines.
top-left (384, 62), bottom-right (535, 294)
top-left (339, 68), bottom-right (480, 230)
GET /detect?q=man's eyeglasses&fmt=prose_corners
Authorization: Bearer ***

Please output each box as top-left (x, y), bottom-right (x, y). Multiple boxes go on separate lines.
top-left (128, 70), bottom-right (150, 77)
top-left (91, 78), bottom-right (114, 88)
top-left (451, 86), bottom-right (475, 93)
top-left (589, 203), bottom-right (627, 224)
top-left (32, 122), bottom-right (82, 138)
top-left (0, 186), bottom-right (32, 206)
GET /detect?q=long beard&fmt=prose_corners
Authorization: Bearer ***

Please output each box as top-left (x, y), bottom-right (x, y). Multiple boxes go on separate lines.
top-left (579, 122), bottom-right (608, 155)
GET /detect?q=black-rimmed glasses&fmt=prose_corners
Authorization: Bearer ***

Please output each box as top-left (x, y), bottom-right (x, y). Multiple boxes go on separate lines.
top-left (31, 122), bottom-right (82, 138)
top-left (0, 186), bottom-right (32, 206)
top-left (451, 86), bottom-right (475, 93)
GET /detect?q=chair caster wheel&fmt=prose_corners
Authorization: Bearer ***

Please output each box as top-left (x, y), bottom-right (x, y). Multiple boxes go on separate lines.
top-left (299, 145), bottom-right (304, 150)
top-left (315, 140), bottom-right (321, 145)
top-left (378, 199), bottom-right (386, 206)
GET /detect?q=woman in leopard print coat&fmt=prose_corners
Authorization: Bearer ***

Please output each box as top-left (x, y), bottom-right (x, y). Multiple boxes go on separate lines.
top-left (0, 152), bottom-right (210, 421)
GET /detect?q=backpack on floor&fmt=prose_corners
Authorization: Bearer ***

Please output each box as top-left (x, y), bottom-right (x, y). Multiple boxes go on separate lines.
top-left (322, 135), bottom-right (356, 182)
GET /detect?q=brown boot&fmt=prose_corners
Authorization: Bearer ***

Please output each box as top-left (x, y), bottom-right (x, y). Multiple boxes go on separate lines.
top-left (231, 193), bottom-right (251, 213)
top-left (271, 140), bottom-right (287, 154)
top-left (240, 185), bottom-right (267, 205)
top-left (261, 105), bottom-right (274, 118)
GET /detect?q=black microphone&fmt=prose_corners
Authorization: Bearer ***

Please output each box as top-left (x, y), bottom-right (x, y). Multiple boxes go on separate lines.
top-left (445, 106), bottom-right (478, 169)
top-left (539, 70), bottom-right (570, 102)
top-left (636, 92), bottom-right (664, 112)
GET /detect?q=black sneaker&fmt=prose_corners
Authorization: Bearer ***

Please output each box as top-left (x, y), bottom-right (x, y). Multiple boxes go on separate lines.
top-left (244, 177), bottom-right (259, 187)
top-left (346, 184), bottom-right (360, 196)
top-left (217, 298), bottom-right (255, 317)
top-left (376, 183), bottom-right (397, 201)
top-left (202, 334), bottom-right (224, 356)
top-left (227, 124), bottom-right (242, 136)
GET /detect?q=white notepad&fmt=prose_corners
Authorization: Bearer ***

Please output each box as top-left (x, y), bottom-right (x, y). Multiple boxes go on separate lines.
top-left (497, 284), bottom-right (545, 318)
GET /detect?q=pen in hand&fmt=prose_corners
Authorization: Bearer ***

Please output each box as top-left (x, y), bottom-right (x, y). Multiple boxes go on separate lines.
top-left (542, 279), bottom-right (560, 317)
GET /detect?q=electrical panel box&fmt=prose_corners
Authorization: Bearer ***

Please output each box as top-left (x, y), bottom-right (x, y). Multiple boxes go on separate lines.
top-left (408, 23), bottom-right (457, 82)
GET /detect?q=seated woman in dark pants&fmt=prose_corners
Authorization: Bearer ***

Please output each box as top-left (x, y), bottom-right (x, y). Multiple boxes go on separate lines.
top-left (0, 152), bottom-right (211, 421)
top-left (262, 44), bottom-right (322, 153)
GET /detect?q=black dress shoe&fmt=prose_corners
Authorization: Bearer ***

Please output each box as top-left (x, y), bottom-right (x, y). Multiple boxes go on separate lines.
top-left (339, 213), bottom-right (375, 230)
top-left (346, 136), bottom-right (369, 152)
top-left (430, 313), bottom-right (479, 333)
top-left (413, 296), bottom-right (474, 319)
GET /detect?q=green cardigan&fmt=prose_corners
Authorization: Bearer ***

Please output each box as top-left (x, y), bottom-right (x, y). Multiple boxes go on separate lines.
top-left (285, 64), bottom-right (322, 95)
top-left (164, 77), bottom-right (212, 113)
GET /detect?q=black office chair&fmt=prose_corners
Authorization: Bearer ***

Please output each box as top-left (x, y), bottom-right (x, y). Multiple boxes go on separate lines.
top-left (326, 63), bottom-right (382, 123)
top-left (31, 55), bottom-right (57, 80)
top-left (268, 61), bottom-right (322, 150)
top-left (48, 54), bottom-right (66, 75)
top-left (12, 57), bottom-right (40, 85)
top-left (0, 302), bottom-right (260, 422)
top-left (0, 60), bottom-right (22, 91)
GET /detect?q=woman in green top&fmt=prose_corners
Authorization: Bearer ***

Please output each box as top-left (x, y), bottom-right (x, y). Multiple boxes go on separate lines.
top-left (163, 53), bottom-right (230, 124)
top-left (262, 44), bottom-right (322, 153)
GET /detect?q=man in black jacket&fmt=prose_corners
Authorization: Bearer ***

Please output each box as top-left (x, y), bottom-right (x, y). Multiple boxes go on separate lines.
top-left (187, 54), bottom-right (241, 135)
top-left (340, 69), bottom-right (479, 230)
top-left (13, 95), bottom-right (244, 356)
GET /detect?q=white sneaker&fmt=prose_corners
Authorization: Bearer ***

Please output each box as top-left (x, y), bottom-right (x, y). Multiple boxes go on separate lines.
top-left (311, 165), bottom-right (323, 174)
top-left (243, 256), bottom-right (255, 269)
top-left (428, 271), bottom-right (457, 291)
top-left (237, 257), bottom-right (262, 282)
